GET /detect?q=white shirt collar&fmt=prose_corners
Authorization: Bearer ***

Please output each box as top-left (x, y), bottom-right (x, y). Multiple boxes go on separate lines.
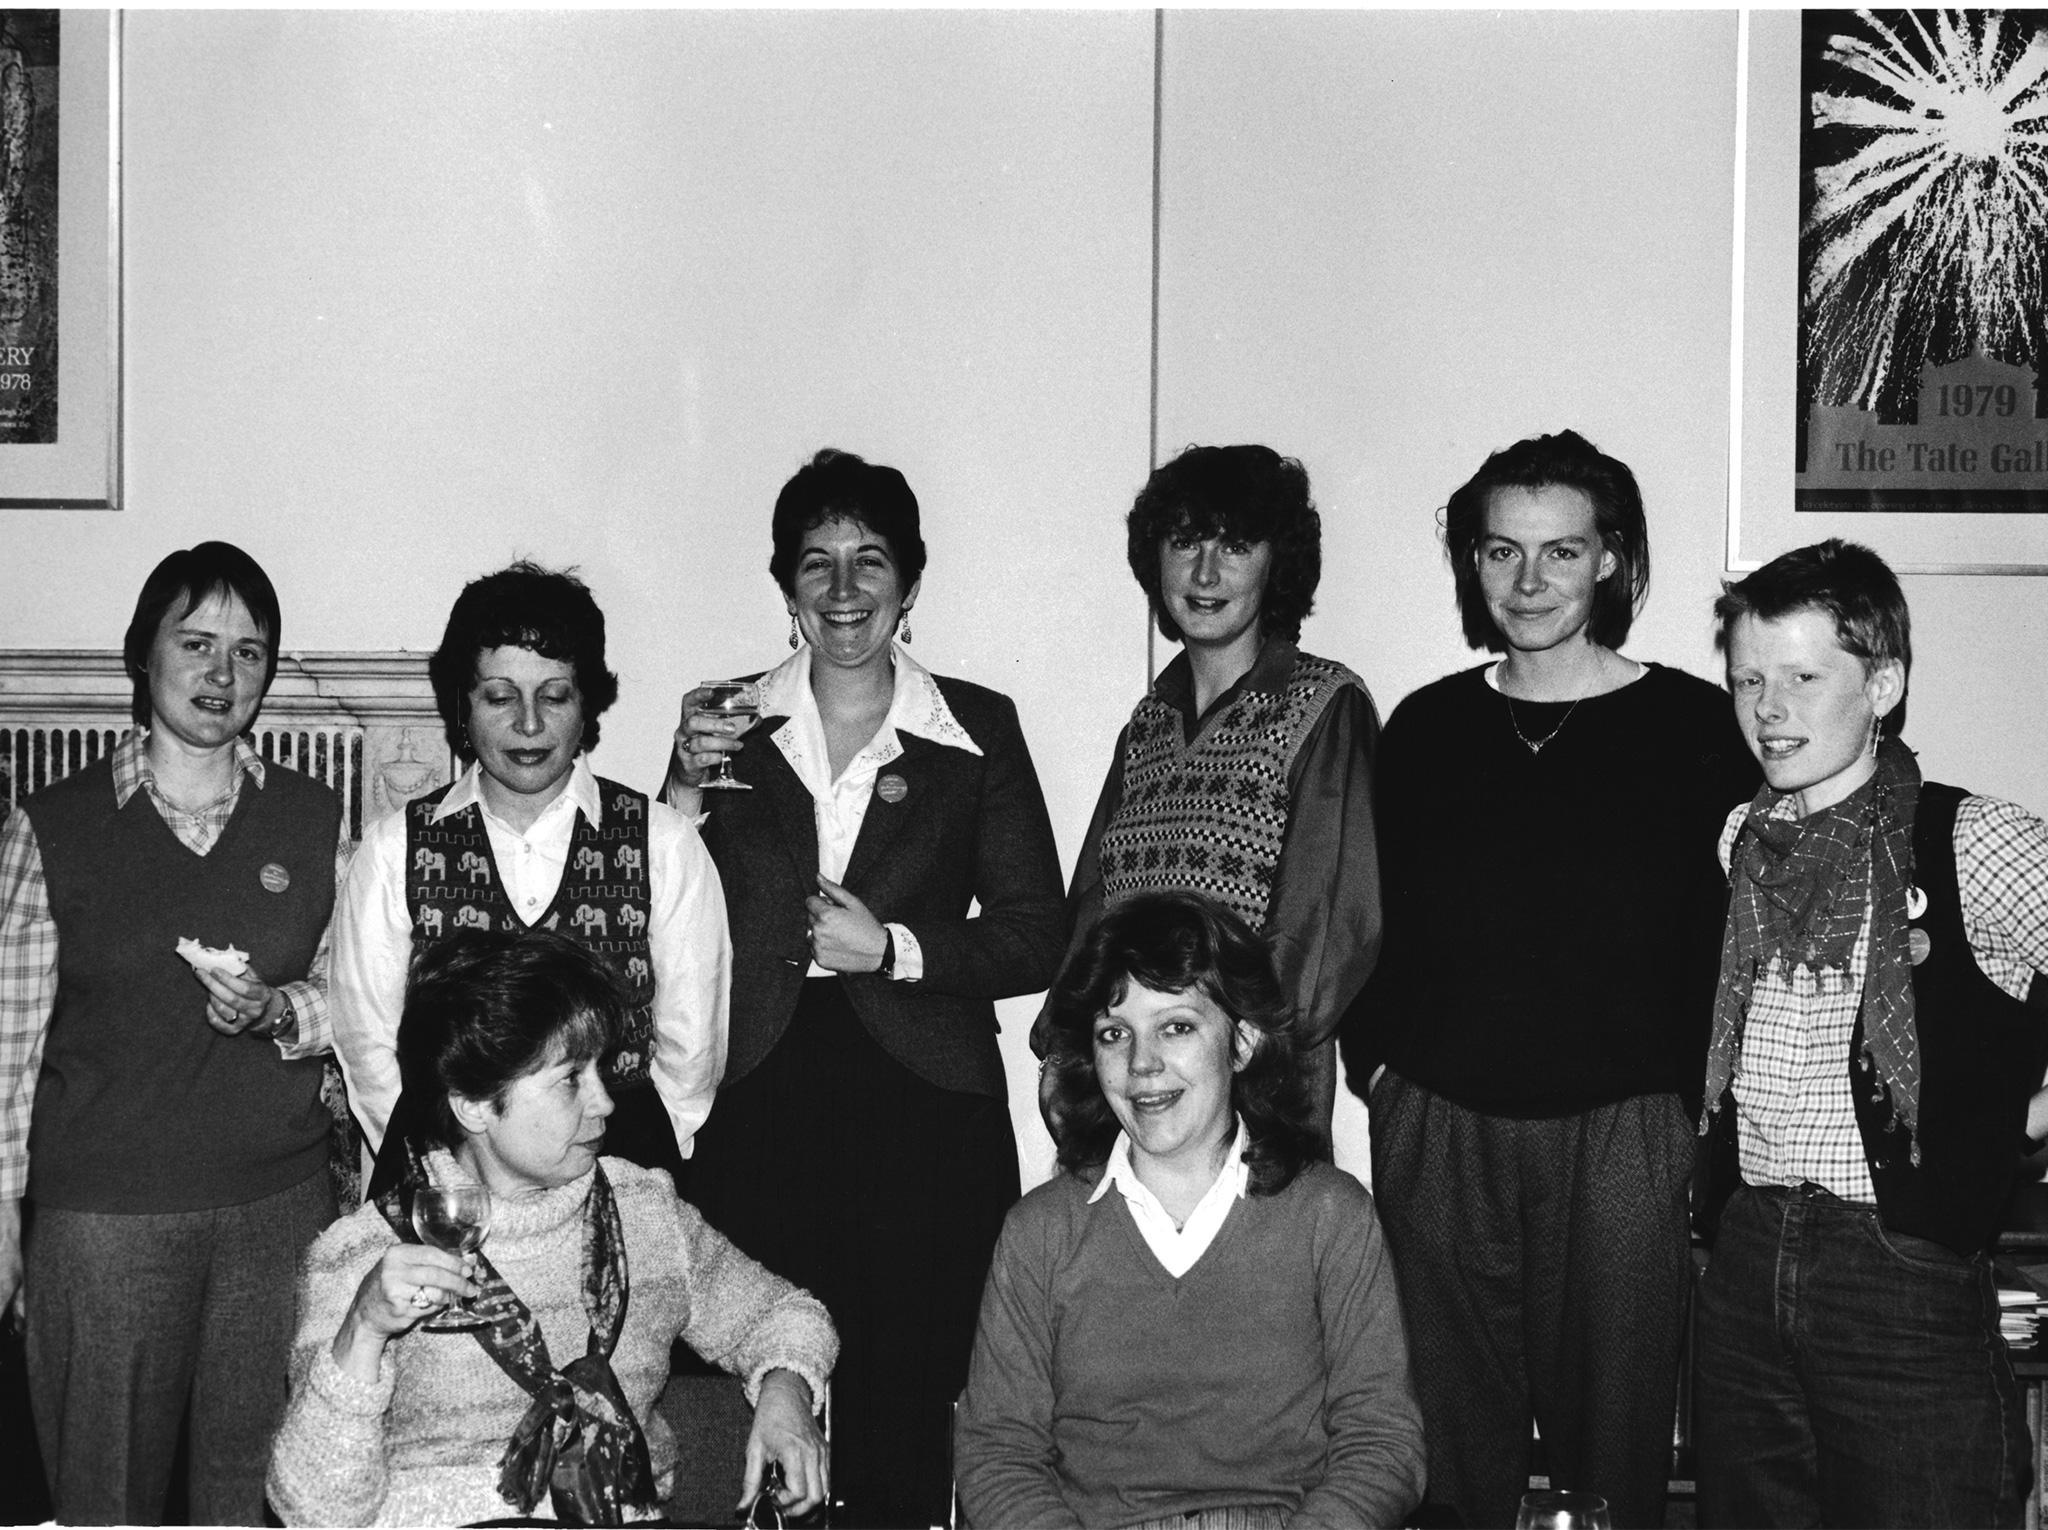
top-left (1089, 1116), bottom-right (1251, 1209)
top-left (433, 753), bottom-right (602, 830)
top-left (757, 643), bottom-right (982, 794)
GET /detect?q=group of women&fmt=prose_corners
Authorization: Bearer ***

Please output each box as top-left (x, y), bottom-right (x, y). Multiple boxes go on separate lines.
top-left (0, 424), bottom-right (1759, 1529)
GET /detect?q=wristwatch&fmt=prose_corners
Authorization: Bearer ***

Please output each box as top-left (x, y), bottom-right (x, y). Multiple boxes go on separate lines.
top-left (877, 930), bottom-right (897, 980)
top-left (261, 995), bottom-right (297, 1042)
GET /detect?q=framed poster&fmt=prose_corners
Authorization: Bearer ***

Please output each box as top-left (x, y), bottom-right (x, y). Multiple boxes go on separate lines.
top-left (0, 10), bottom-right (119, 511)
top-left (1732, 9), bottom-right (2048, 571)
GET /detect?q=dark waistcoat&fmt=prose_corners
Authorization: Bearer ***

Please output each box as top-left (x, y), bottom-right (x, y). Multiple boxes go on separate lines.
top-left (27, 757), bottom-right (338, 1212)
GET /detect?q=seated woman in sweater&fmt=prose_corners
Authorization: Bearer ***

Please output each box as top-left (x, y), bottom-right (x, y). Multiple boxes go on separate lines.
top-left (955, 891), bottom-right (1424, 1530)
top-left (268, 929), bottom-right (835, 1527)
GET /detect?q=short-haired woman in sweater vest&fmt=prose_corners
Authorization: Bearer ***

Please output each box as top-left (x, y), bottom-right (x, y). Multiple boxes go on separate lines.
top-left (270, 929), bottom-right (835, 1527)
top-left (1341, 430), bottom-right (1759, 1528)
top-left (958, 891), bottom-right (1425, 1529)
top-left (0, 542), bottom-right (345, 1523)
top-left (1038, 444), bottom-right (1384, 1151)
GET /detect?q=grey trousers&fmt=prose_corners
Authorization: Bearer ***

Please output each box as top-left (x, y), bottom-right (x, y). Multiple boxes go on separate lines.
top-left (25, 1171), bottom-right (335, 1526)
top-left (1369, 1073), bottom-right (1695, 1530)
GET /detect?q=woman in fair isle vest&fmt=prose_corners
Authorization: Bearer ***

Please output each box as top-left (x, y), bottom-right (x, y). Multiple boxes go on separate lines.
top-left (332, 563), bottom-right (729, 1191)
top-left (1037, 443), bottom-right (1383, 1148)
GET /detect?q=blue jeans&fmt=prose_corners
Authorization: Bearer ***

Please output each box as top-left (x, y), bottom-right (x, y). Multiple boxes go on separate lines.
top-left (1695, 1182), bottom-right (2029, 1528)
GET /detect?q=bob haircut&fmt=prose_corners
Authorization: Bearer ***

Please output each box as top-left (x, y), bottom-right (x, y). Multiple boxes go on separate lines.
top-left (428, 561), bottom-right (620, 759)
top-left (1040, 890), bottom-right (1318, 1196)
top-left (1713, 537), bottom-right (1913, 738)
top-left (1125, 444), bottom-right (1321, 645)
top-left (1442, 429), bottom-right (1650, 653)
top-left (768, 448), bottom-right (928, 596)
top-left (395, 928), bottom-right (624, 1154)
top-left (122, 542), bottom-right (283, 728)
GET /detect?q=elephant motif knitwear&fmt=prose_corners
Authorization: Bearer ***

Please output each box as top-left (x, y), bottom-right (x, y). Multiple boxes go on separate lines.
top-left (1098, 654), bottom-right (1359, 931)
top-left (406, 779), bottom-right (655, 1087)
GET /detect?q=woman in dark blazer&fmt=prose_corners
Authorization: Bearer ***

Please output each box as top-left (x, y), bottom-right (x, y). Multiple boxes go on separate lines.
top-left (665, 448), bottom-right (1064, 1528)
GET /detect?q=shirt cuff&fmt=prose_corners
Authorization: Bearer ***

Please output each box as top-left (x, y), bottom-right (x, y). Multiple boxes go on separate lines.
top-left (884, 922), bottom-right (923, 982)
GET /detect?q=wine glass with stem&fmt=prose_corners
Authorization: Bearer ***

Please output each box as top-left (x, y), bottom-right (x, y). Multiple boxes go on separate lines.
top-left (411, 1181), bottom-right (492, 1330)
top-left (1516, 1490), bottom-right (1612, 1530)
top-left (696, 681), bottom-right (761, 791)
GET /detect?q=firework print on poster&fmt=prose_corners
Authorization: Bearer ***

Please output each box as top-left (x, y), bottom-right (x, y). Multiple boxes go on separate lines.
top-left (1796, 9), bottom-right (2048, 516)
top-left (0, 12), bottom-right (56, 446)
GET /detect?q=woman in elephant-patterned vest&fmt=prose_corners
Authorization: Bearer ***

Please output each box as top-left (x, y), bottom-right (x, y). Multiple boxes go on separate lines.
top-left (332, 562), bottom-right (730, 1193)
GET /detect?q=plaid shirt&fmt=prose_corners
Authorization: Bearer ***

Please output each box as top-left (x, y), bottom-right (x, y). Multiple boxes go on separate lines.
top-left (1720, 793), bottom-right (2048, 1200)
top-left (0, 732), bottom-right (346, 1200)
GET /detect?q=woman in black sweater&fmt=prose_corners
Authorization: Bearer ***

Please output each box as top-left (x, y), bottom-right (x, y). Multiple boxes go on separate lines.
top-left (1343, 431), bottom-right (1757, 1529)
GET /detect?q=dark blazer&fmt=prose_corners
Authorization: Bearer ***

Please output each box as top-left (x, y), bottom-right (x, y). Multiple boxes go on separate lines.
top-left (700, 675), bottom-right (1065, 1099)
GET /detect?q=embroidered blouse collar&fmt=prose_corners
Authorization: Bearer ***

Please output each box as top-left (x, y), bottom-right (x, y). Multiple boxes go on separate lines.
top-left (757, 643), bottom-right (982, 793)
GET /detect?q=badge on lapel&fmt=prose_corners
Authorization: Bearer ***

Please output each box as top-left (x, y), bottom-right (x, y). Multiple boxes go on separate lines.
top-left (876, 774), bottom-right (908, 805)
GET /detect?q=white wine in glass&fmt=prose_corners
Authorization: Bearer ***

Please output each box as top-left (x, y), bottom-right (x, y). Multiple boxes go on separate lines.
top-left (697, 681), bottom-right (761, 791)
top-left (412, 1182), bottom-right (492, 1329)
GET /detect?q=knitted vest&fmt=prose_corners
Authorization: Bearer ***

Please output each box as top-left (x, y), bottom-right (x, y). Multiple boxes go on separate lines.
top-left (1098, 653), bottom-right (1358, 929)
top-left (405, 779), bottom-right (656, 1089)
top-left (26, 758), bottom-right (338, 1212)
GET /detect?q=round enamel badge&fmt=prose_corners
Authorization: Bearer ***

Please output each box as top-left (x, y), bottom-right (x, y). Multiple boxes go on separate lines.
top-left (876, 774), bottom-right (908, 805)
top-left (260, 862), bottom-right (291, 894)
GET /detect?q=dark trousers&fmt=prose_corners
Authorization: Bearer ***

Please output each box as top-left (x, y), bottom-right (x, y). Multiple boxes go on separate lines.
top-left (1695, 1183), bottom-right (2029, 1529)
top-left (25, 1170), bottom-right (336, 1525)
top-left (691, 979), bottom-right (1018, 1529)
top-left (1370, 1073), bottom-right (1694, 1529)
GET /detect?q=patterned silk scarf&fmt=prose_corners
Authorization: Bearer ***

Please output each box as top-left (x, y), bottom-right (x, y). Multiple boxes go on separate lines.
top-left (372, 1132), bottom-right (657, 1525)
top-left (1700, 736), bottom-right (1924, 1157)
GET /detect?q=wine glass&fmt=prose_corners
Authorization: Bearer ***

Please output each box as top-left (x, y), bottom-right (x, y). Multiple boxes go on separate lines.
top-left (697, 681), bottom-right (761, 791)
top-left (1516, 1490), bottom-right (1612, 1530)
top-left (411, 1181), bottom-right (492, 1330)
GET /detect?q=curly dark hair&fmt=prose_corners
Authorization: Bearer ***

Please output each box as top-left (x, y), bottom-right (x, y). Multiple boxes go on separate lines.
top-left (122, 542), bottom-right (282, 728)
top-left (1041, 891), bottom-right (1319, 1195)
top-left (395, 928), bottom-right (624, 1154)
top-left (768, 448), bottom-right (928, 596)
top-left (1125, 444), bottom-right (1321, 645)
top-left (1442, 429), bottom-right (1650, 653)
top-left (427, 561), bottom-right (620, 760)
top-left (1714, 537), bottom-right (1912, 739)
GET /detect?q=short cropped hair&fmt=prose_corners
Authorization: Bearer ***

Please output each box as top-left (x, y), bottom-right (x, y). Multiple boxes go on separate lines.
top-left (1040, 891), bottom-right (1319, 1196)
top-left (395, 929), bottom-right (624, 1154)
top-left (768, 448), bottom-right (928, 595)
top-left (1443, 429), bottom-right (1650, 652)
top-left (427, 561), bottom-right (619, 759)
top-left (1713, 538), bottom-right (1912, 737)
top-left (122, 542), bottom-right (282, 728)
top-left (1126, 444), bottom-right (1321, 645)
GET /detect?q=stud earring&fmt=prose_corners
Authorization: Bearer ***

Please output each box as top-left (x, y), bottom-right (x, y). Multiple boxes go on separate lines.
top-left (898, 610), bottom-right (913, 644)
top-left (788, 615), bottom-right (800, 651)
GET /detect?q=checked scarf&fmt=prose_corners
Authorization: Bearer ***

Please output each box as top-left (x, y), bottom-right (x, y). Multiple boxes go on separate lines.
top-left (1699, 736), bottom-right (1923, 1159)
top-left (372, 1134), bottom-right (657, 1525)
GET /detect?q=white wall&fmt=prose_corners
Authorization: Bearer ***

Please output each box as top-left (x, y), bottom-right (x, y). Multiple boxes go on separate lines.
top-left (1156, 11), bottom-right (1743, 1177)
top-left (4, 11), bottom-right (2044, 1187)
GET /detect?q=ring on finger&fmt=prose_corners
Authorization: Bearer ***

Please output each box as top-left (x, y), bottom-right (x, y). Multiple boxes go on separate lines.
top-left (408, 1285), bottom-right (435, 1310)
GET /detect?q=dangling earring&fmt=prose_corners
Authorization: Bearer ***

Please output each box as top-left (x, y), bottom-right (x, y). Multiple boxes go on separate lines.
top-left (788, 615), bottom-right (800, 651)
top-left (1868, 711), bottom-right (1883, 757)
top-left (898, 609), bottom-right (913, 645)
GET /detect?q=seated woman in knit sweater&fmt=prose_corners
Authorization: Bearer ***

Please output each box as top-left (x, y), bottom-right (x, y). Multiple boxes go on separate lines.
top-left (267, 929), bottom-right (835, 1527)
top-left (956, 891), bottom-right (1424, 1530)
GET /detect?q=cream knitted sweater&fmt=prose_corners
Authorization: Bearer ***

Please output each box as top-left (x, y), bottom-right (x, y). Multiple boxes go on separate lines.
top-left (267, 1157), bottom-right (836, 1527)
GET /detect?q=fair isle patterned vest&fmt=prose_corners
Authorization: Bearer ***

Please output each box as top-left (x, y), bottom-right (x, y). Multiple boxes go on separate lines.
top-left (1098, 653), bottom-right (1359, 930)
top-left (405, 778), bottom-right (657, 1090)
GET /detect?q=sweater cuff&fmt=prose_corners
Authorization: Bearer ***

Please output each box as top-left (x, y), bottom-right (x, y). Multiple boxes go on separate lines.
top-left (310, 1341), bottom-right (397, 1416)
top-left (742, 1358), bottom-right (832, 1417)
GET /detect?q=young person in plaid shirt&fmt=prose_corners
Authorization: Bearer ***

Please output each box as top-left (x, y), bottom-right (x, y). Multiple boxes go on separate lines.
top-left (0, 543), bottom-right (344, 1524)
top-left (1694, 540), bottom-right (2048, 1529)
